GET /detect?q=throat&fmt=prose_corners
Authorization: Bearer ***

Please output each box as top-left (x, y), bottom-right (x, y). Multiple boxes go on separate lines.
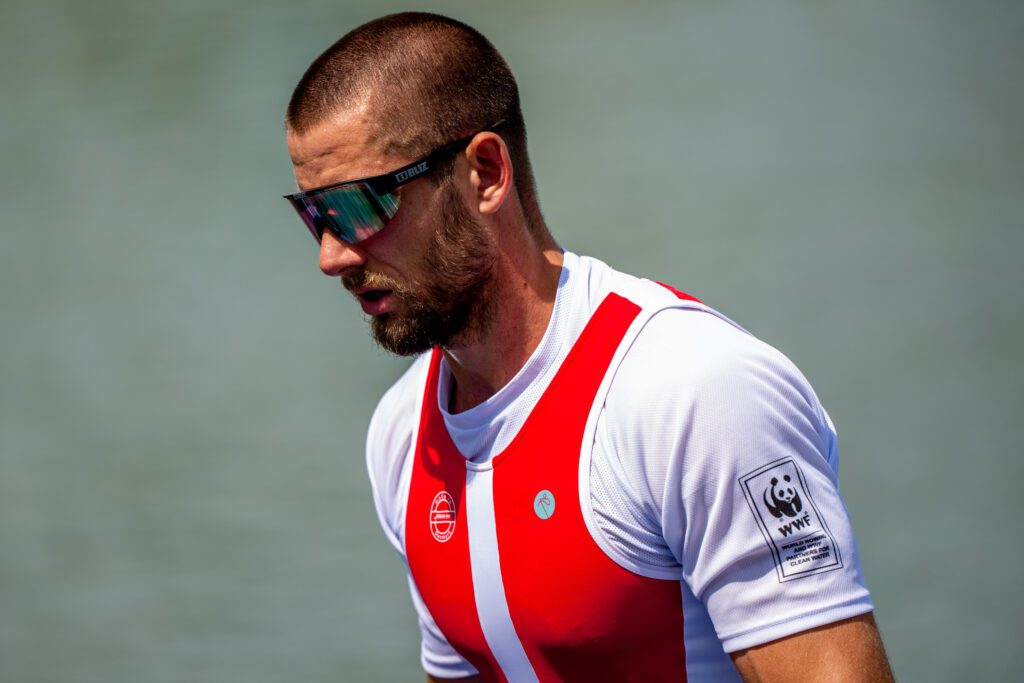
top-left (445, 369), bottom-right (497, 414)
top-left (442, 308), bottom-right (554, 414)
top-left (442, 247), bottom-right (565, 414)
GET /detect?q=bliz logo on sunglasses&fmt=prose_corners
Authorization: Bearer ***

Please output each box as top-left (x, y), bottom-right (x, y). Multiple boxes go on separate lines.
top-left (395, 161), bottom-right (429, 183)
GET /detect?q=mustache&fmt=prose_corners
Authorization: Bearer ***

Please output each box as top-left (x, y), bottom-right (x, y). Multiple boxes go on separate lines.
top-left (342, 269), bottom-right (408, 294)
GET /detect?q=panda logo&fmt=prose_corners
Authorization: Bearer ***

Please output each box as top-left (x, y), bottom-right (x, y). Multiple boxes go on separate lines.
top-left (763, 475), bottom-right (803, 518)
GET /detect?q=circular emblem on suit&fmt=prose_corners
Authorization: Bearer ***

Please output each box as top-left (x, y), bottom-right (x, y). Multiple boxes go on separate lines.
top-left (429, 491), bottom-right (456, 542)
top-left (534, 489), bottom-right (556, 519)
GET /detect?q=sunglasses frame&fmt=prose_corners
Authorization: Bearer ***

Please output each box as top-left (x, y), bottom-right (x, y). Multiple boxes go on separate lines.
top-left (284, 121), bottom-right (507, 244)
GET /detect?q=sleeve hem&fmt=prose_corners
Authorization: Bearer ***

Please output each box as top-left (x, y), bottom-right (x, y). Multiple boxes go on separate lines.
top-left (422, 653), bottom-right (479, 679)
top-left (719, 596), bottom-right (875, 653)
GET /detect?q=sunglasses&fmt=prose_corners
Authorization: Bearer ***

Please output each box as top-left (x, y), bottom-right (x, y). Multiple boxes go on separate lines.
top-left (283, 121), bottom-right (507, 244)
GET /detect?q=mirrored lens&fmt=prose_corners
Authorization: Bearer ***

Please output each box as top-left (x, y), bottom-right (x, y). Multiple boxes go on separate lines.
top-left (288, 183), bottom-right (400, 244)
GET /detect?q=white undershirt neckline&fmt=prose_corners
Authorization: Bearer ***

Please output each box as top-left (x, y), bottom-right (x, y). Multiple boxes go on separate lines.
top-left (437, 250), bottom-right (587, 465)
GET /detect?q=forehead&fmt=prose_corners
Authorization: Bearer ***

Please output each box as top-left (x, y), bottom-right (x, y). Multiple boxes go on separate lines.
top-left (286, 110), bottom-right (400, 191)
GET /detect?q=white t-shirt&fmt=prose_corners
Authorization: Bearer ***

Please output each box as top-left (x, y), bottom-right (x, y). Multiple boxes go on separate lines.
top-left (366, 251), bottom-right (873, 680)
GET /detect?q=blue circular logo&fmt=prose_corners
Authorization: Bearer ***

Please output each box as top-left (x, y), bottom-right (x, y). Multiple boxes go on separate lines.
top-left (534, 490), bottom-right (556, 519)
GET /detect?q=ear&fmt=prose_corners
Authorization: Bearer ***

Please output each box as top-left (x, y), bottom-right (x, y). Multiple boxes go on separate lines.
top-left (465, 132), bottom-right (513, 216)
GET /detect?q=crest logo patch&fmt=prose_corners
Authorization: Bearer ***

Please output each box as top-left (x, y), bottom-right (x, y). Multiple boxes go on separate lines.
top-left (429, 491), bottom-right (456, 543)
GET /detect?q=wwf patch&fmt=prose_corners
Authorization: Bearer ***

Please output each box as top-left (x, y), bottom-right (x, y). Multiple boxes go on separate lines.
top-left (739, 457), bottom-right (843, 582)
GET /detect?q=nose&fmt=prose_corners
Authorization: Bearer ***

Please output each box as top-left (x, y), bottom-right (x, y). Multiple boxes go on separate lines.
top-left (319, 228), bottom-right (367, 277)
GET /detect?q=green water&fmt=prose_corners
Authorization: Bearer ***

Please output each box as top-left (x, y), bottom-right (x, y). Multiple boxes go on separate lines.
top-left (2, 1), bottom-right (1021, 680)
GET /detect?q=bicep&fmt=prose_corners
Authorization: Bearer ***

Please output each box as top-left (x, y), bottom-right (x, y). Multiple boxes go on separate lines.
top-left (731, 613), bottom-right (894, 683)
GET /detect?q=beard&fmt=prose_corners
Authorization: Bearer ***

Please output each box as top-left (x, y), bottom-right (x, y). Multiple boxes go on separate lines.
top-left (342, 183), bottom-right (498, 356)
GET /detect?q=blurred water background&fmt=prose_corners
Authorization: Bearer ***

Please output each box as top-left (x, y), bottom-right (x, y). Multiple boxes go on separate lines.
top-left (1, 1), bottom-right (1021, 681)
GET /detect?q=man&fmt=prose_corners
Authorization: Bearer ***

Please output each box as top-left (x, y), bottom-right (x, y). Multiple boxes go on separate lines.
top-left (283, 12), bottom-right (894, 682)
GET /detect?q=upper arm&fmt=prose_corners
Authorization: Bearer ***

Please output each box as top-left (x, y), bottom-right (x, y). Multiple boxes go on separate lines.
top-left (731, 612), bottom-right (894, 683)
top-left (366, 355), bottom-right (432, 557)
top-left (607, 309), bottom-right (875, 652)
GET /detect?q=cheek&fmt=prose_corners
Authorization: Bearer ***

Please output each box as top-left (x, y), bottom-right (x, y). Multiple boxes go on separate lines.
top-left (354, 211), bottom-right (422, 263)
top-left (380, 188), bottom-right (444, 248)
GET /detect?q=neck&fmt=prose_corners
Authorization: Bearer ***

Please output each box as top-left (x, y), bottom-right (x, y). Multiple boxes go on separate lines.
top-left (443, 239), bottom-right (563, 413)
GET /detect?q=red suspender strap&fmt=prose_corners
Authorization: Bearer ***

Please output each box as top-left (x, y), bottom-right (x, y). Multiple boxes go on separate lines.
top-left (405, 348), bottom-right (506, 680)
top-left (657, 281), bottom-right (703, 304)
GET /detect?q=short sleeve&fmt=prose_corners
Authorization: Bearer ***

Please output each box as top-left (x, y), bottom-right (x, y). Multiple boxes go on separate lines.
top-left (365, 355), bottom-right (477, 678)
top-left (407, 573), bottom-right (481, 678)
top-left (606, 308), bottom-right (874, 653)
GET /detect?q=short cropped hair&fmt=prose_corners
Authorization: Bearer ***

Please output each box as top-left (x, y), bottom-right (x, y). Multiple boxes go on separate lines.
top-left (286, 12), bottom-right (543, 232)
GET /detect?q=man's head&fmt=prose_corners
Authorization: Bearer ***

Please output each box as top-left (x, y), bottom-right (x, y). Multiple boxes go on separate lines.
top-left (285, 12), bottom-right (547, 356)
top-left (286, 12), bottom-right (541, 232)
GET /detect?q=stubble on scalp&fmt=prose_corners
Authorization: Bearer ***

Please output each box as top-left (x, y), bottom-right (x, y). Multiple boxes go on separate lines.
top-left (346, 183), bottom-right (498, 357)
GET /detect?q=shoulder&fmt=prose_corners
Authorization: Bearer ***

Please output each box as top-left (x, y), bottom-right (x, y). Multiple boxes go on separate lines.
top-left (367, 352), bottom-right (432, 464)
top-left (365, 353), bottom-right (433, 552)
top-left (604, 302), bottom-right (838, 488)
top-left (622, 306), bottom-right (812, 400)
top-left (572, 255), bottom-right (833, 460)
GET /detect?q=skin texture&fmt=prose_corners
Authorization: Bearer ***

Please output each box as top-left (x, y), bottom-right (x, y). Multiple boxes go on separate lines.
top-left (288, 102), bottom-right (894, 683)
top-left (732, 613), bottom-right (895, 683)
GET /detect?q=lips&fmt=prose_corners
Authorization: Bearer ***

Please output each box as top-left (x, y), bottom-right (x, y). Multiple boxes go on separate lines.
top-left (355, 288), bottom-right (394, 315)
